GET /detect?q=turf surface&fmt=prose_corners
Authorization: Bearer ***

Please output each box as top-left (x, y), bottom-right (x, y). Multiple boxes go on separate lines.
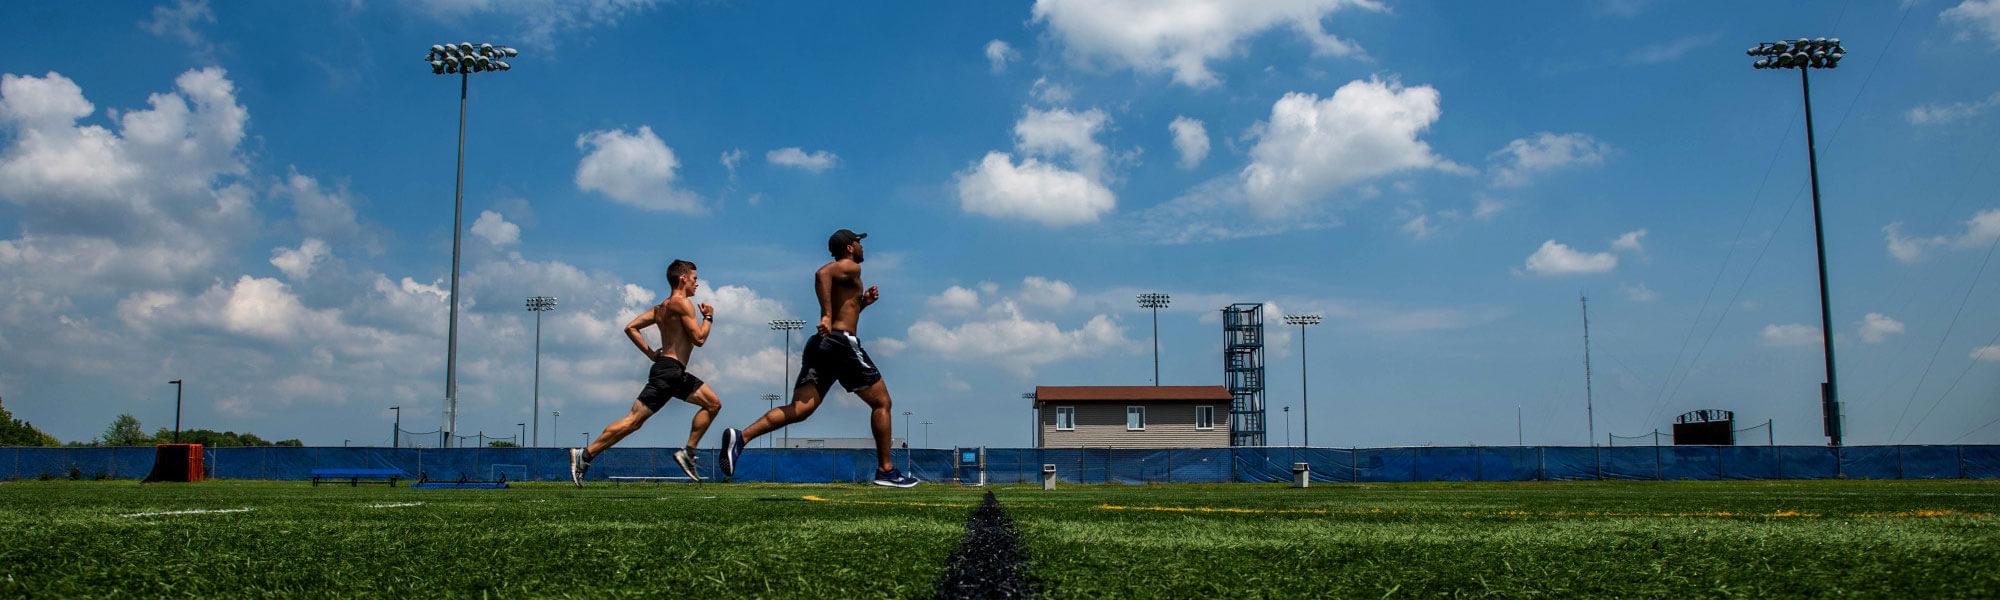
top-left (0, 480), bottom-right (1994, 597)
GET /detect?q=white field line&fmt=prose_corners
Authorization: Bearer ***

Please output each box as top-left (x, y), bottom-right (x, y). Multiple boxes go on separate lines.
top-left (120, 508), bottom-right (255, 518)
top-left (365, 502), bottom-right (424, 509)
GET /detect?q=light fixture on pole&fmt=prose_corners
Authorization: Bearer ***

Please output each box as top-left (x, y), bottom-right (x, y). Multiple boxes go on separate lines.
top-left (391, 406), bottom-right (401, 448)
top-left (525, 295), bottom-right (557, 447)
top-left (769, 318), bottom-right (804, 449)
top-left (168, 379), bottom-right (184, 444)
top-left (1282, 313), bottom-right (1321, 447)
top-left (1283, 406), bottom-right (1292, 447)
top-left (551, 410), bottom-right (560, 446)
top-left (1136, 293), bottom-right (1171, 385)
top-left (427, 40), bottom-right (519, 447)
top-left (761, 393), bottom-right (781, 448)
top-left (1748, 36), bottom-right (1846, 447)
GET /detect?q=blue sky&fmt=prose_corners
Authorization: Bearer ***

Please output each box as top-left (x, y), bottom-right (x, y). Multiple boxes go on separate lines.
top-left (2, 0), bottom-right (1997, 449)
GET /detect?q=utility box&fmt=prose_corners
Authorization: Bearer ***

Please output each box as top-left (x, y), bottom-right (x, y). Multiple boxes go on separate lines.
top-left (955, 447), bottom-right (985, 486)
top-left (1292, 462), bottom-right (1311, 488)
top-left (1042, 464), bottom-right (1057, 490)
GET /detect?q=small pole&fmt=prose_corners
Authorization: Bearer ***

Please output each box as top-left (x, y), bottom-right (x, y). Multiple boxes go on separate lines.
top-left (169, 379), bottom-right (184, 444)
top-left (391, 406), bottom-right (401, 448)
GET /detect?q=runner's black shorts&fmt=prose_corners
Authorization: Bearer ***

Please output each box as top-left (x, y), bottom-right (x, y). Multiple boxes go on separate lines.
top-left (795, 331), bottom-right (882, 396)
top-left (637, 356), bottom-right (704, 412)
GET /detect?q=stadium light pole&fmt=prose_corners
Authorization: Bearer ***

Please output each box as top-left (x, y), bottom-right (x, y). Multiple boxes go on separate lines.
top-left (525, 296), bottom-right (557, 447)
top-left (517, 423), bottom-right (526, 447)
top-left (761, 393), bottom-right (781, 448)
top-left (1283, 406), bottom-right (1292, 447)
top-left (1749, 37), bottom-right (1846, 447)
top-left (1137, 293), bottom-right (1171, 385)
top-left (770, 319), bottom-right (804, 449)
top-left (390, 406), bottom-right (401, 448)
top-left (551, 410), bottom-right (560, 445)
top-left (922, 420), bottom-right (933, 448)
top-left (1023, 392), bottom-right (1038, 447)
top-left (166, 379), bottom-right (185, 444)
top-left (1282, 314), bottom-right (1321, 447)
top-left (902, 410), bottom-right (913, 470)
top-left (427, 41), bottom-right (518, 447)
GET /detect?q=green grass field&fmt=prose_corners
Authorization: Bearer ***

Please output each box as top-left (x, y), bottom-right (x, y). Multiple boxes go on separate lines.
top-left (1, 479), bottom-right (1996, 597)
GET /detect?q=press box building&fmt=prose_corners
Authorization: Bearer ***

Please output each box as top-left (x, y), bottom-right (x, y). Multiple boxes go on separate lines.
top-left (1032, 385), bottom-right (1234, 448)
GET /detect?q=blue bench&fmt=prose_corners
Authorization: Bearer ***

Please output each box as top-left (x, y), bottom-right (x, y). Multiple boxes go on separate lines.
top-left (310, 468), bottom-right (406, 487)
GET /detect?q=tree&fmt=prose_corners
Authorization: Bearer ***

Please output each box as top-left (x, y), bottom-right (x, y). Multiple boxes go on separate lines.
top-left (487, 440), bottom-right (518, 448)
top-left (103, 414), bottom-right (152, 446)
top-left (0, 400), bottom-right (60, 447)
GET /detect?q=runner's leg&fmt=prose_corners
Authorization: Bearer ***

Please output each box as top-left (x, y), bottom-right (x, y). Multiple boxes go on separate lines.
top-left (586, 400), bottom-right (656, 457)
top-left (853, 380), bottom-right (895, 473)
top-left (682, 384), bottom-right (721, 449)
top-left (740, 381), bottom-right (822, 442)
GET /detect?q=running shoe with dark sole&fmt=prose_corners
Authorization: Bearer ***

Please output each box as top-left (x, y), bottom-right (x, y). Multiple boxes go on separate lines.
top-left (673, 448), bottom-right (702, 483)
top-left (569, 448), bottom-right (591, 488)
top-left (720, 428), bottom-right (743, 478)
top-left (872, 468), bottom-right (919, 488)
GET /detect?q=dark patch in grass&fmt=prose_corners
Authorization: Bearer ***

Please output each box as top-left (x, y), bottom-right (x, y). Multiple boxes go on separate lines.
top-left (935, 491), bottom-right (1037, 600)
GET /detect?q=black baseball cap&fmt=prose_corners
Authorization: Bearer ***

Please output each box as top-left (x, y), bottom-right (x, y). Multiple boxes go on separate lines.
top-left (828, 228), bottom-right (867, 255)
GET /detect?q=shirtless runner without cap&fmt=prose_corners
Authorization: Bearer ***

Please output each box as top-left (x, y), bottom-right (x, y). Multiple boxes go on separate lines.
top-left (569, 259), bottom-right (723, 486)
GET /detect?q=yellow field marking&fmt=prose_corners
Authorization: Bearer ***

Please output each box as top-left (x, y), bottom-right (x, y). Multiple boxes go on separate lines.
top-left (1494, 510), bottom-right (1823, 518)
top-left (800, 495), bottom-right (968, 509)
top-left (1096, 503), bottom-right (1341, 516)
top-left (1858, 509), bottom-right (1991, 518)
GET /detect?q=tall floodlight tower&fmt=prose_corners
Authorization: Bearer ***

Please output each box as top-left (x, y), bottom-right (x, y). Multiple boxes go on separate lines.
top-left (1749, 37), bottom-right (1847, 447)
top-left (1137, 293), bottom-right (1171, 385)
top-left (769, 319), bottom-right (804, 448)
top-left (1282, 314), bottom-right (1322, 446)
top-left (1222, 304), bottom-right (1267, 447)
top-left (1581, 294), bottom-right (1595, 447)
top-left (427, 41), bottom-right (518, 446)
top-left (525, 296), bottom-right (557, 446)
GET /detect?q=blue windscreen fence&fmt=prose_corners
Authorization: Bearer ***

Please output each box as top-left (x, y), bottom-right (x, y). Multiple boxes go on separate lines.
top-left (2, 445), bottom-right (1996, 483)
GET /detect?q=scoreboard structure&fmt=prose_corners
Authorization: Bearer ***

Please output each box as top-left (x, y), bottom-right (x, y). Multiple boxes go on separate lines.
top-left (1672, 409), bottom-right (1736, 446)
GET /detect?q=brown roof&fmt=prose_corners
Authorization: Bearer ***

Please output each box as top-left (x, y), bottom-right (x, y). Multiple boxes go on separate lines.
top-left (1033, 385), bottom-right (1233, 402)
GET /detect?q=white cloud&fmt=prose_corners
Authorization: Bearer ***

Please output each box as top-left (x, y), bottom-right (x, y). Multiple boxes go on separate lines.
top-left (765, 147), bottom-right (839, 173)
top-left (1760, 323), bottom-right (1823, 348)
top-left (1168, 116), bottom-right (1209, 169)
top-left (270, 238), bottom-right (329, 280)
top-left (574, 126), bottom-right (699, 213)
top-left (1013, 107), bottom-right (1110, 177)
top-left (1943, 0), bottom-right (2000, 48)
top-left (1972, 345), bottom-right (2000, 362)
top-left (1488, 132), bottom-right (1611, 187)
top-left (1472, 196), bottom-right (1505, 220)
top-left (414, 0), bottom-right (665, 50)
top-left (719, 148), bottom-right (744, 180)
top-left (927, 286), bottom-right (982, 314)
top-left (1031, 78), bottom-right (1073, 104)
top-left (904, 300), bottom-right (1132, 377)
top-left (1620, 282), bottom-right (1659, 302)
top-left (1031, 0), bottom-right (1381, 87)
top-left (1859, 313), bottom-right (1905, 344)
top-left (1019, 276), bottom-right (1077, 307)
top-left (1884, 209), bottom-right (2000, 263)
top-left (1611, 228), bottom-right (1647, 255)
top-left (956, 107), bottom-right (1119, 227)
top-left (1399, 214), bottom-right (1435, 240)
top-left (1523, 240), bottom-right (1618, 276)
top-left (471, 210), bottom-right (520, 247)
top-left (1238, 79), bottom-right (1465, 218)
top-left (985, 39), bottom-right (1019, 73)
top-left (141, 0), bottom-right (217, 61)
top-left (1907, 91), bottom-right (2000, 125)
top-left (0, 68), bottom-right (252, 286)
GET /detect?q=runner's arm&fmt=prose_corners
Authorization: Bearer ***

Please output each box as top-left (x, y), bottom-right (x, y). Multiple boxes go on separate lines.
top-left (676, 301), bottom-right (711, 346)
top-left (815, 264), bottom-right (835, 334)
top-left (623, 308), bottom-right (658, 359)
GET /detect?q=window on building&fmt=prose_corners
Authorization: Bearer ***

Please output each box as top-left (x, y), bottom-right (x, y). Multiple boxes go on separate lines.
top-left (1127, 406), bottom-right (1145, 431)
top-left (1196, 405), bottom-right (1215, 430)
top-left (1055, 406), bottom-right (1075, 431)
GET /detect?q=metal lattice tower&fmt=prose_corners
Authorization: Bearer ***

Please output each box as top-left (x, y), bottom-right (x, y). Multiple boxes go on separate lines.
top-left (1223, 303), bottom-right (1266, 447)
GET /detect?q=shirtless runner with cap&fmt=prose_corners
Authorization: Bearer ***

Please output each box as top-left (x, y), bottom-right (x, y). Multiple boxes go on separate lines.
top-left (719, 229), bottom-right (919, 487)
top-left (569, 259), bottom-right (723, 486)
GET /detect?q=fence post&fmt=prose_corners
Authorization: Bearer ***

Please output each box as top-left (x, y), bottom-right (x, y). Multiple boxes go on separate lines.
top-left (1897, 445), bottom-right (1905, 480)
top-left (1716, 446), bottom-right (1725, 480)
top-left (1537, 447), bottom-right (1546, 481)
top-left (1654, 440), bottom-right (1662, 480)
top-left (1959, 445), bottom-right (1966, 480)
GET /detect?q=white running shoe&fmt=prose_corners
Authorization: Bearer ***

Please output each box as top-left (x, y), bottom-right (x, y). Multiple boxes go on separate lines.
top-left (569, 448), bottom-right (591, 488)
top-left (673, 448), bottom-right (703, 483)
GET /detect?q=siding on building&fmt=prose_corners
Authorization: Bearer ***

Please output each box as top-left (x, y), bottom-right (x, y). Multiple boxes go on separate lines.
top-left (1040, 401), bottom-right (1229, 448)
